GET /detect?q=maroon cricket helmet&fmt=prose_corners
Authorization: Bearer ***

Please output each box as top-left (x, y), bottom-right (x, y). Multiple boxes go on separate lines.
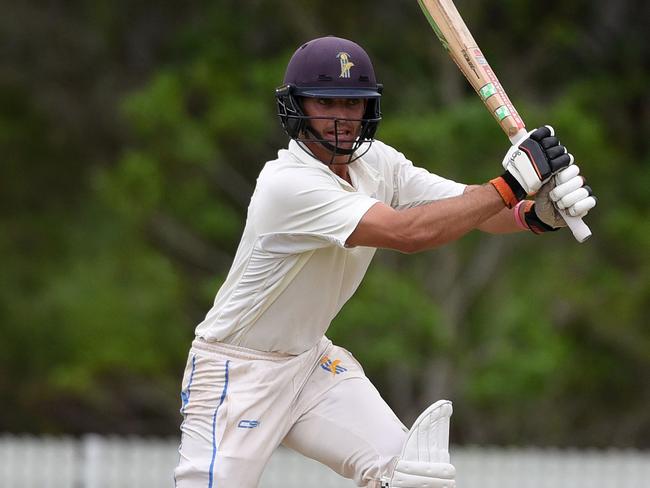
top-left (275, 36), bottom-right (383, 159)
top-left (282, 36), bottom-right (382, 98)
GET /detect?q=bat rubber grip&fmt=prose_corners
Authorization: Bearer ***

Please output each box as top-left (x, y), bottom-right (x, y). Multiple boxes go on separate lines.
top-left (559, 210), bottom-right (591, 243)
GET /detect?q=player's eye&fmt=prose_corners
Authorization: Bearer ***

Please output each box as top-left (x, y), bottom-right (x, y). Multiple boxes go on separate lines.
top-left (346, 99), bottom-right (361, 106)
top-left (317, 98), bottom-right (332, 106)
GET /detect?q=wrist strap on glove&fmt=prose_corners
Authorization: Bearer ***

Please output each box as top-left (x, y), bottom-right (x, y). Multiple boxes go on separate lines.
top-left (490, 173), bottom-right (526, 208)
top-left (515, 201), bottom-right (559, 234)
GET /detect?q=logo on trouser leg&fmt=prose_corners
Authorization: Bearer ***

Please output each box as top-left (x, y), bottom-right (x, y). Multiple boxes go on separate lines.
top-left (237, 420), bottom-right (260, 429)
top-left (319, 356), bottom-right (347, 376)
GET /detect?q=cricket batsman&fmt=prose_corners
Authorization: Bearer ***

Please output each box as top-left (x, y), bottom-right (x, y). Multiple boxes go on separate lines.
top-left (173, 36), bottom-right (596, 488)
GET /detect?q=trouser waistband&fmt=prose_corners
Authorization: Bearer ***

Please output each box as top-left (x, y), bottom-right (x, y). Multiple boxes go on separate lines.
top-left (191, 337), bottom-right (330, 362)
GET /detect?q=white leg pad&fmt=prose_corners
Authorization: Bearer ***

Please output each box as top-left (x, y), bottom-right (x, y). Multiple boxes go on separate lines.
top-left (382, 400), bottom-right (456, 488)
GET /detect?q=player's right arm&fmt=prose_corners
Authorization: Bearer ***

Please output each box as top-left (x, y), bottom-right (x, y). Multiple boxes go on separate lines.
top-left (346, 184), bottom-right (504, 253)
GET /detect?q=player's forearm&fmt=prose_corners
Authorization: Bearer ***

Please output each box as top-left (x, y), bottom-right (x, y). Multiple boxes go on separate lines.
top-left (463, 184), bottom-right (522, 234)
top-left (397, 184), bottom-right (505, 252)
top-left (476, 207), bottom-right (522, 234)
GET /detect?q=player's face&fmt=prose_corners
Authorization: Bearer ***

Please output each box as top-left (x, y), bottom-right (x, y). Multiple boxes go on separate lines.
top-left (301, 97), bottom-right (367, 155)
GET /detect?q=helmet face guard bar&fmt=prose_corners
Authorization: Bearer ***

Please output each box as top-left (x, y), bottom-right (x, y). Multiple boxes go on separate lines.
top-left (302, 116), bottom-right (379, 165)
top-left (275, 83), bottom-right (382, 164)
top-left (289, 114), bottom-right (380, 151)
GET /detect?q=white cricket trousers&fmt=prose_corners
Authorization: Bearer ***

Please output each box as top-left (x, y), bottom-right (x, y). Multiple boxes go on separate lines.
top-left (174, 337), bottom-right (407, 488)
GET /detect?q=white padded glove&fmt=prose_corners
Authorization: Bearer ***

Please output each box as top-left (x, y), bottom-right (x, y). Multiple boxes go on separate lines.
top-left (550, 164), bottom-right (597, 217)
top-left (534, 164), bottom-right (597, 229)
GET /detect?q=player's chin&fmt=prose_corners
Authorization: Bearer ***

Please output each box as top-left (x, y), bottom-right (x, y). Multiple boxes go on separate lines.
top-left (324, 133), bottom-right (359, 149)
top-left (328, 139), bottom-right (356, 148)
top-left (327, 142), bottom-right (359, 155)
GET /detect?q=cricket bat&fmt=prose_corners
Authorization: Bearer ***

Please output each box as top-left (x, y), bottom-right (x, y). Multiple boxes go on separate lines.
top-left (417, 0), bottom-right (592, 242)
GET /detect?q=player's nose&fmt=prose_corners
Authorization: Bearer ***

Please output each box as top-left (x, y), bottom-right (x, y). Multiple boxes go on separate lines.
top-left (329, 99), bottom-right (361, 118)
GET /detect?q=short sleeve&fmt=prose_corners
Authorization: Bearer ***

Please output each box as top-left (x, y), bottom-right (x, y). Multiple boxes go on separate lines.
top-left (250, 167), bottom-right (379, 253)
top-left (388, 148), bottom-right (466, 209)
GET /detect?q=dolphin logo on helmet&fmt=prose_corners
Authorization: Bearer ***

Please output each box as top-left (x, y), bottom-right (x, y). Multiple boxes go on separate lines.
top-left (275, 36), bottom-right (383, 163)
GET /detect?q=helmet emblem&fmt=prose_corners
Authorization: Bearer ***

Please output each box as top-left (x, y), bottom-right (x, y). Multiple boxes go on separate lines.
top-left (337, 52), bottom-right (354, 78)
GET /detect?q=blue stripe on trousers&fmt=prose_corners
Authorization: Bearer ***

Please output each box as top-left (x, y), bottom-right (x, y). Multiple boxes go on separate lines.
top-left (208, 360), bottom-right (230, 488)
top-left (181, 354), bottom-right (197, 413)
top-left (175, 353), bottom-right (197, 488)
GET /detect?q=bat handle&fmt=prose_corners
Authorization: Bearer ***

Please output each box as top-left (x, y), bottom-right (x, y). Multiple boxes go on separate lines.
top-left (558, 208), bottom-right (592, 243)
top-left (508, 129), bottom-right (529, 146)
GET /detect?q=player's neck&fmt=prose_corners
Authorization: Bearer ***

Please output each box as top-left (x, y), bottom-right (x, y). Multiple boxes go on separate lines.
top-left (329, 162), bottom-right (351, 184)
top-left (304, 142), bottom-right (352, 183)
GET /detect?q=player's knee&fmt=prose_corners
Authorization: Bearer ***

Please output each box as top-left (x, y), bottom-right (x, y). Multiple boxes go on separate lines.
top-left (379, 428), bottom-right (407, 460)
top-left (357, 432), bottom-right (405, 487)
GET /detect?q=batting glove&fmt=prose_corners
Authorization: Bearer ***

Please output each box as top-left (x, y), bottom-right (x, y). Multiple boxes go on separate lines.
top-left (516, 164), bottom-right (597, 233)
top-left (549, 164), bottom-right (597, 217)
top-left (490, 125), bottom-right (573, 208)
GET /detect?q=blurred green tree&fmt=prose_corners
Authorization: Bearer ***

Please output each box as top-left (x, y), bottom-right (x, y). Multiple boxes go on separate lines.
top-left (1, 0), bottom-right (648, 446)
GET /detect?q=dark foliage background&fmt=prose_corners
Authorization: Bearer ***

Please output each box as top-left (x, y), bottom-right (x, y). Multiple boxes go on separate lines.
top-left (2, 0), bottom-right (649, 447)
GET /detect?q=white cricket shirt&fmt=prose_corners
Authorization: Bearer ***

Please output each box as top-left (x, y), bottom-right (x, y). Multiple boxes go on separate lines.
top-left (194, 139), bottom-right (466, 354)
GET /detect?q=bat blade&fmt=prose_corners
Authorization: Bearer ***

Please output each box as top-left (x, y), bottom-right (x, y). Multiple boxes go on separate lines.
top-left (417, 0), bottom-right (525, 142)
top-left (417, 0), bottom-right (592, 242)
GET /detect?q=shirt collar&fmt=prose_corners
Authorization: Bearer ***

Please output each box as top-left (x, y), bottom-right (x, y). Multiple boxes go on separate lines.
top-left (286, 139), bottom-right (328, 169)
top-left (285, 140), bottom-right (380, 195)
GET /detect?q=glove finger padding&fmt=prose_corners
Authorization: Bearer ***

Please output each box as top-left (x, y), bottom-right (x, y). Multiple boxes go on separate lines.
top-left (546, 144), bottom-right (567, 160)
top-left (493, 125), bottom-right (573, 207)
top-left (550, 173), bottom-right (584, 203)
top-left (529, 125), bottom-right (554, 140)
top-left (530, 164), bottom-right (597, 230)
top-left (554, 163), bottom-right (580, 184)
top-left (555, 187), bottom-right (590, 209)
top-left (540, 136), bottom-right (559, 149)
top-left (549, 152), bottom-right (573, 172)
top-left (550, 165), bottom-right (597, 216)
top-left (568, 194), bottom-right (597, 217)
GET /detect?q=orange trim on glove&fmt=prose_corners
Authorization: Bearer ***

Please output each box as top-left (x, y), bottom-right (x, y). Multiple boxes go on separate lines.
top-left (489, 176), bottom-right (519, 208)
